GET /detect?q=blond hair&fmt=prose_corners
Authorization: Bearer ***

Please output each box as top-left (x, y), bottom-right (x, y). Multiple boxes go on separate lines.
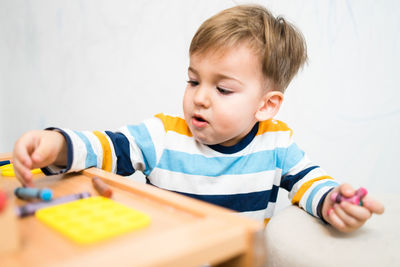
top-left (189, 4), bottom-right (307, 92)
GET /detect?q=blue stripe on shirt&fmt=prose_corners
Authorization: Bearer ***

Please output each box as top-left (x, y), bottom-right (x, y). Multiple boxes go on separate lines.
top-left (306, 180), bottom-right (339, 215)
top-left (276, 142), bottom-right (305, 175)
top-left (105, 131), bottom-right (135, 176)
top-left (73, 131), bottom-right (97, 169)
top-left (126, 123), bottom-right (156, 176)
top-left (280, 166), bottom-right (319, 191)
top-left (270, 184), bottom-right (279, 202)
top-left (176, 186), bottom-right (280, 212)
top-left (147, 180), bottom-right (280, 212)
top-left (157, 143), bottom-right (303, 177)
top-left (158, 149), bottom-right (274, 176)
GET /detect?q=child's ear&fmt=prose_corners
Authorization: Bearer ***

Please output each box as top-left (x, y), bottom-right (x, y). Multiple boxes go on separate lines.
top-left (255, 91), bottom-right (284, 121)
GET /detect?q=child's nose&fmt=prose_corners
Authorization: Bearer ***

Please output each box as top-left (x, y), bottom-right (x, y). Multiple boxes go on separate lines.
top-left (193, 86), bottom-right (211, 108)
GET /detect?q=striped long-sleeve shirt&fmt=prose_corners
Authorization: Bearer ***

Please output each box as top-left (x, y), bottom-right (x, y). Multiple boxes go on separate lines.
top-left (43, 113), bottom-right (338, 224)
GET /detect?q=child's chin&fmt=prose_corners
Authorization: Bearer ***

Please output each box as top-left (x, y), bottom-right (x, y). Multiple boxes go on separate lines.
top-left (193, 135), bottom-right (214, 145)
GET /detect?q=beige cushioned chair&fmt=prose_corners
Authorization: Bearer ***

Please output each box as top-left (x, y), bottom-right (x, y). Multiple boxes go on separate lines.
top-left (265, 194), bottom-right (399, 267)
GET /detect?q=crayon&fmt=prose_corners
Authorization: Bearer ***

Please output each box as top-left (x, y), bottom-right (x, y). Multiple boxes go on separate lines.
top-left (92, 177), bottom-right (113, 198)
top-left (330, 187), bottom-right (368, 206)
top-left (0, 164), bottom-right (42, 177)
top-left (0, 160), bottom-right (11, 167)
top-left (16, 192), bottom-right (91, 217)
top-left (0, 190), bottom-right (7, 212)
top-left (14, 187), bottom-right (53, 202)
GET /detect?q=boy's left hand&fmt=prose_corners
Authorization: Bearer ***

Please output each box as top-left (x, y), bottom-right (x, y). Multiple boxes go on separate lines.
top-left (322, 184), bottom-right (385, 232)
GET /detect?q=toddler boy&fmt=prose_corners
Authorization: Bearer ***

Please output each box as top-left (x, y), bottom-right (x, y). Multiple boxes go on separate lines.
top-left (13, 4), bottom-right (384, 232)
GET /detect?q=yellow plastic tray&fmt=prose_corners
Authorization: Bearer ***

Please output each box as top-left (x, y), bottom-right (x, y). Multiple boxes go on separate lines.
top-left (36, 196), bottom-right (151, 244)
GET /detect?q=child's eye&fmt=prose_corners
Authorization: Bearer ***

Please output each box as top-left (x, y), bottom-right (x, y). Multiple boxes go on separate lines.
top-left (187, 80), bottom-right (199, 86)
top-left (217, 87), bottom-right (232, 95)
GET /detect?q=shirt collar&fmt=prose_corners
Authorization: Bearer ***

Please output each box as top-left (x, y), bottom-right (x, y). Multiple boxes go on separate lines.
top-left (207, 122), bottom-right (259, 154)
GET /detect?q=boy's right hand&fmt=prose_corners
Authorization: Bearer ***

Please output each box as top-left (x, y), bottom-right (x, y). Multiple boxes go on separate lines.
top-left (13, 130), bottom-right (67, 187)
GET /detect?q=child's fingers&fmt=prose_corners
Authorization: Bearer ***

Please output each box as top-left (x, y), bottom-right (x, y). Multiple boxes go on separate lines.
top-left (338, 183), bottom-right (355, 198)
top-left (333, 204), bottom-right (360, 229)
top-left (31, 131), bottom-right (62, 168)
top-left (13, 133), bottom-right (38, 186)
top-left (31, 148), bottom-right (48, 168)
top-left (12, 158), bottom-right (34, 187)
top-left (13, 134), bottom-right (35, 169)
top-left (363, 196), bottom-right (385, 215)
top-left (339, 201), bottom-right (371, 221)
top-left (30, 137), bottom-right (48, 168)
top-left (327, 209), bottom-right (347, 232)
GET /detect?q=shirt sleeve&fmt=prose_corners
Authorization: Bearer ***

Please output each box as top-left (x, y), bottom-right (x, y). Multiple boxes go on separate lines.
top-left (41, 118), bottom-right (164, 177)
top-left (278, 133), bottom-right (339, 219)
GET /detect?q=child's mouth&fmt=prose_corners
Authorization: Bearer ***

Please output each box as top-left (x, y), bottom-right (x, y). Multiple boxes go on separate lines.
top-left (195, 116), bottom-right (205, 122)
top-left (192, 115), bottom-right (208, 128)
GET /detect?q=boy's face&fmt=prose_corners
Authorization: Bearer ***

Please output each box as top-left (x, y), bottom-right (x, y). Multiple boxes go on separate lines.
top-left (183, 44), bottom-right (267, 146)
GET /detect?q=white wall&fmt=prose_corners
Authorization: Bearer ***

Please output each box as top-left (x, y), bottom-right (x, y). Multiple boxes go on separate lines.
top-left (1, 1), bottom-right (399, 209)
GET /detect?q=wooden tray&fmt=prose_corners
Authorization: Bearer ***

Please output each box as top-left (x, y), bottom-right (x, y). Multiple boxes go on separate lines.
top-left (0, 153), bottom-right (265, 267)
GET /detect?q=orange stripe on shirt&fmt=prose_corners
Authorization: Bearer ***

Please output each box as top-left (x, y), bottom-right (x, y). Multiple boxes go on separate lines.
top-left (92, 131), bottom-right (113, 172)
top-left (154, 113), bottom-right (193, 137)
top-left (257, 119), bottom-right (293, 137)
top-left (291, 176), bottom-right (333, 205)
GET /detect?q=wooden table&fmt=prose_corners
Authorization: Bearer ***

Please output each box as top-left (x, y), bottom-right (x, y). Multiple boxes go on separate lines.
top-left (0, 153), bottom-right (265, 267)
